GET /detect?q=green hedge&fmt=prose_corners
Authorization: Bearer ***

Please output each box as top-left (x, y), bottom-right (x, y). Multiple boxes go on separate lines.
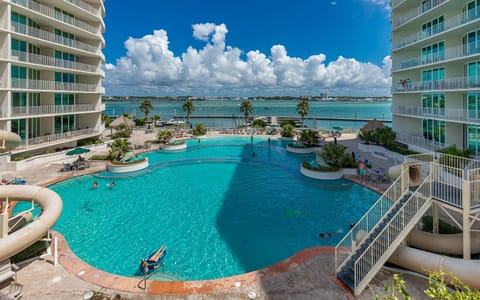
top-left (302, 161), bottom-right (340, 172)
top-left (421, 216), bottom-right (462, 234)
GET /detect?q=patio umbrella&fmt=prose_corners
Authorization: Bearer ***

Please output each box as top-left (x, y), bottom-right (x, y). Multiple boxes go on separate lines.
top-left (66, 147), bottom-right (91, 156)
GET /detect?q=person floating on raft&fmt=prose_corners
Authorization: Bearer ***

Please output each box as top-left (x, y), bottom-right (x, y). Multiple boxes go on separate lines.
top-left (139, 245), bottom-right (167, 275)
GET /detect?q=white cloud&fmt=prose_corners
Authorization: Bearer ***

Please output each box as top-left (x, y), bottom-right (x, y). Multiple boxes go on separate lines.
top-left (362, 0), bottom-right (391, 10)
top-left (103, 23), bottom-right (391, 96)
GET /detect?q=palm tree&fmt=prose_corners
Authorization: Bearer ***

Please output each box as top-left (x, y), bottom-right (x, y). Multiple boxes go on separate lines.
top-left (240, 101), bottom-right (253, 125)
top-left (109, 138), bottom-right (132, 161)
top-left (296, 100), bottom-right (309, 129)
top-left (139, 99), bottom-right (153, 121)
top-left (157, 129), bottom-right (173, 144)
top-left (281, 124), bottom-right (295, 138)
top-left (182, 100), bottom-right (195, 125)
top-left (151, 114), bottom-right (161, 127)
top-left (192, 123), bottom-right (207, 136)
top-left (101, 113), bottom-right (111, 127)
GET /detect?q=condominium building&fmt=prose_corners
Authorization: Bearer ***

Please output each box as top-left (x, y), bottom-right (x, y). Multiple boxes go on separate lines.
top-left (391, 0), bottom-right (480, 156)
top-left (0, 0), bottom-right (105, 167)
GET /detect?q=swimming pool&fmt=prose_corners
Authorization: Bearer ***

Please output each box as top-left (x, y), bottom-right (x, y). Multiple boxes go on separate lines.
top-left (15, 136), bottom-right (378, 281)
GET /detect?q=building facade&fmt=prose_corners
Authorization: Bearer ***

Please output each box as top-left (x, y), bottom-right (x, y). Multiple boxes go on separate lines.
top-left (391, 0), bottom-right (480, 156)
top-left (0, 0), bottom-right (105, 160)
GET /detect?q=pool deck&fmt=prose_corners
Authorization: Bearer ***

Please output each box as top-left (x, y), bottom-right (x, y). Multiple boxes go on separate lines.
top-left (0, 131), bottom-right (431, 299)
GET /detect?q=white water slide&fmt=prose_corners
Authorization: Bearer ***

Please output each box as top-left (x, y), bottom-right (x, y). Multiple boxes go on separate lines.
top-left (0, 185), bottom-right (62, 262)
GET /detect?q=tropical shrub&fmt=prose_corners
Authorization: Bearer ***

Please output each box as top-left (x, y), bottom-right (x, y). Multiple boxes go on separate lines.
top-left (375, 272), bottom-right (480, 299)
top-left (299, 130), bottom-right (319, 146)
top-left (108, 138), bottom-right (132, 161)
top-left (302, 161), bottom-right (340, 172)
top-left (192, 123), bottom-right (207, 136)
top-left (421, 216), bottom-right (462, 234)
top-left (436, 145), bottom-right (473, 158)
top-left (281, 124), bottom-right (295, 138)
top-left (112, 123), bottom-right (132, 138)
top-left (252, 119), bottom-right (267, 128)
top-left (321, 143), bottom-right (354, 168)
top-left (157, 129), bottom-right (173, 143)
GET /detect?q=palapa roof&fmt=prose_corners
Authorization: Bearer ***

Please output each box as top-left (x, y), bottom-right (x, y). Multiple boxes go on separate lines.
top-left (360, 119), bottom-right (385, 133)
top-left (109, 115), bottom-right (135, 128)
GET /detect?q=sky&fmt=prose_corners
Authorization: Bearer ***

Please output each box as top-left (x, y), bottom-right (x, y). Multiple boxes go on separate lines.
top-left (102, 0), bottom-right (392, 97)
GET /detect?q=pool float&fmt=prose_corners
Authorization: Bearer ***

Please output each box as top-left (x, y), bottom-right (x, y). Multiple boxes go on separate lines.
top-left (138, 245), bottom-right (167, 275)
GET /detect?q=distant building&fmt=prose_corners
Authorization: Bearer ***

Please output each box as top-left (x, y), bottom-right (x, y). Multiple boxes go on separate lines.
top-left (391, 0), bottom-right (480, 155)
top-left (0, 0), bottom-right (105, 165)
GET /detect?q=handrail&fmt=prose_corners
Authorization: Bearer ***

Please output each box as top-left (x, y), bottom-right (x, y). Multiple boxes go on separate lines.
top-left (11, 0), bottom-right (97, 34)
top-left (11, 50), bottom-right (99, 73)
top-left (392, 0), bottom-right (449, 29)
top-left (334, 167), bottom-right (409, 272)
top-left (353, 175), bottom-right (431, 293)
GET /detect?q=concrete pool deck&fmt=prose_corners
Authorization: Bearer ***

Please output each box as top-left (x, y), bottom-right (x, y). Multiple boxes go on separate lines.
top-left (0, 131), bottom-right (431, 299)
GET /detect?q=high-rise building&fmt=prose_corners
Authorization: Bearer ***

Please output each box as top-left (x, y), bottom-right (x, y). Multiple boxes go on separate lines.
top-left (391, 0), bottom-right (480, 156)
top-left (0, 0), bottom-right (105, 165)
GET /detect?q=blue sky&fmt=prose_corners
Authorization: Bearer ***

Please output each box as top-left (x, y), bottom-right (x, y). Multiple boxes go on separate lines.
top-left (103, 0), bottom-right (392, 97)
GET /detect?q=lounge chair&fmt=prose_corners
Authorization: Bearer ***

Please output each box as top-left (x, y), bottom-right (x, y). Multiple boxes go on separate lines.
top-left (0, 260), bottom-right (18, 285)
top-left (63, 163), bottom-right (72, 172)
top-left (0, 282), bottom-right (23, 300)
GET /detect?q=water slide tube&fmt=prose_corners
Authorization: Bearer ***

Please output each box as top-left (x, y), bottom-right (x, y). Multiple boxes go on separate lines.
top-left (0, 130), bottom-right (21, 152)
top-left (387, 229), bottom-right (480, 290)
top-left (0, 185), bottom-right (62, 262)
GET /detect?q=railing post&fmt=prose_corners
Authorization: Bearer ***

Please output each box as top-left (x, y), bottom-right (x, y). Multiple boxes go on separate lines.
top-left (462, 179), bottom-right (471, 260)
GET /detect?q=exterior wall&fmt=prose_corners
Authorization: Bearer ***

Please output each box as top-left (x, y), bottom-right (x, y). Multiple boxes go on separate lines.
top-left (391, 0), bottom-right (480, 155)
top-left (0, 0), bottom-right (105, 164)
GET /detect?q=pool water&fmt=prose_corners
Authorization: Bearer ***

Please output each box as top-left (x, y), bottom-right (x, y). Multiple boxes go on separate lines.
top-left (14, 137), bottom-right (378, 281)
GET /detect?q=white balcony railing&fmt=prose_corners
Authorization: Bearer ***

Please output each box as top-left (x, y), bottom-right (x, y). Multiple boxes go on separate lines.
top-left (11, 78), bottom-right (100, 92)
top-left (11, 21), bottom-right (99, 54)
top-left (392, 0), bottom-right (449, 29)
top-left (391, 104), bottom-right (480, 124)
top-left (393, 76), bottom-right (480, 93)
top-left (396, 133), bottom-right (445, 151)
top-left (17, 128), bottom-right (98, 149)
top-left (393, 10), bottom-right (480, 51)
top-left (11, 0), bottom-right (98, 34)
top-left (11, 104), bottom-right (97, 117)
top-left (11, 50), bottom-right (100, 73)
top-left (66, 0), bottom-right (99, 16)
top-left (393, 42), bottom-right (480, 71)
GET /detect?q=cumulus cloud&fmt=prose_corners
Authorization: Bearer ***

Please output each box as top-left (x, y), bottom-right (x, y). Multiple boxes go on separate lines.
top-left (362, 0), bottom-right (391, 10)
top-left (103, 23), bottom-right (391, 96)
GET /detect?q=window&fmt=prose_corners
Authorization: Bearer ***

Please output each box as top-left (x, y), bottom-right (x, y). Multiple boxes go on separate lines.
top-left (421, 42), bottom-right (445, 64)
top-left (422, 93), bottom-right (445, 115)
top-left (11, 39), bottom-right (26, 52)
top-left (466, 61), bottom-right (480, 85)
top-left (55, 114), bottom-right (76, 134)
top-left (466, 0), bottom-right (480, 21)
top-left (468, 124), bottom-right (480, 155)
top-left (422, 67), bottom-right (445, 90)
top-left (421, 16), bottom-right (445, 39)
top-left (423, 119), bottom-right (445, 143)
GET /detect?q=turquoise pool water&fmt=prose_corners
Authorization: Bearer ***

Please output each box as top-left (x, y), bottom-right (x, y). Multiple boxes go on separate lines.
top-left (15, 136), bottom-right (378, 281)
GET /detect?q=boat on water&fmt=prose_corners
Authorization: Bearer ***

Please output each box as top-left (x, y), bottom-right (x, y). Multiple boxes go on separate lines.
top-left (139, 245), bottom-right (167, 275)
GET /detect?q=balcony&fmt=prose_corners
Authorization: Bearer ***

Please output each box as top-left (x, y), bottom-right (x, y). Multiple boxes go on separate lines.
top-left (11, 0), bottom-right (98, 34)
top-left (391, 0), bottom-right (406, 9)
top-left (11, 78), bottom-right (100, 92)
top-left (396, 132), bottom-right (445, 151)
top-left (391, 104), bottom-right (480, 124)
top-left (10, 104), bottom-right (97, 117)
top-left (11, 50), bottom-right (102, 74)
top-left (392, 0), bottom-right (448, 29)
top-left (10, 21), bottom-right (98, 54)
top-left (393, 43), bottom-right (480, 71)
top-left (66, 0), bottom-right (100, 17)
top-left (16, 128), bottom-right (99, 150)
top-left (393, 76), bottom-right (480, 93)
top-left (393, 10), bottom-right (480, 51)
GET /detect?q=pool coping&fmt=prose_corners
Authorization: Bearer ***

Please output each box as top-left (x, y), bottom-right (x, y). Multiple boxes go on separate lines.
top-left (34, 160), bottom-right (385, 296)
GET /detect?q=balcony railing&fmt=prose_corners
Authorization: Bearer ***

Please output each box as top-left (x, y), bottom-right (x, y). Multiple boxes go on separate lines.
top-left (393, 76), bottom-right (480, 93)
top-left (393, 43), bottom-right (480, 71)
top-left (391, 104), bottom-right (480, 124)
top-left (392, 0), bottom-right (448, 29)
top-left (393, 10), bottom-right (480, 51)
top-left (11, 50), bottom-right (100, 73)
top-left (66, 0), bottom-right (99, 16)
top-left (11, 104), bottom-right (97, 117)
top-left (391, 0), bottom-right (406, 9)
top-left (17, 128), bottom-right (98, 149)
top-left (11, 21), bottom-right (98, 54)
top-left (11, 0), bottom-right (98, 34)
top-left (396, 133), bottom-right (445, 151)
top-left (11, 78), bottom-right (100, 92)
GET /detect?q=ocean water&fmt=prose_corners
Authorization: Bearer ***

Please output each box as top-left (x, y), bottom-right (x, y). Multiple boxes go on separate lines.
top-left (14, 137), bottom-right (379, 281)
top-left (105, 100), bottom-right (392, 129)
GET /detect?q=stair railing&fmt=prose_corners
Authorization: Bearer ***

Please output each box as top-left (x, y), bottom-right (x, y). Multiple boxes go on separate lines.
top-left (335, 168), bottom-right (410, 272)
top-left (353, 175), bottom-right (432, 295)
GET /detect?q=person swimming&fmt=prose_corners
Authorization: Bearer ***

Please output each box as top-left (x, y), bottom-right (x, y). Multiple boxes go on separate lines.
top-left (92, 180), bottom-right (98, 189)
top-left (319, 229), bottom-right (343, 238)
top-left (108, 180), bottom-right (115, 188)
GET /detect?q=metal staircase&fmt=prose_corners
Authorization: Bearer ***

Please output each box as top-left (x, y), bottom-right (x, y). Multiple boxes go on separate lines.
top-left (335, 170), bottom-right (432, 296)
